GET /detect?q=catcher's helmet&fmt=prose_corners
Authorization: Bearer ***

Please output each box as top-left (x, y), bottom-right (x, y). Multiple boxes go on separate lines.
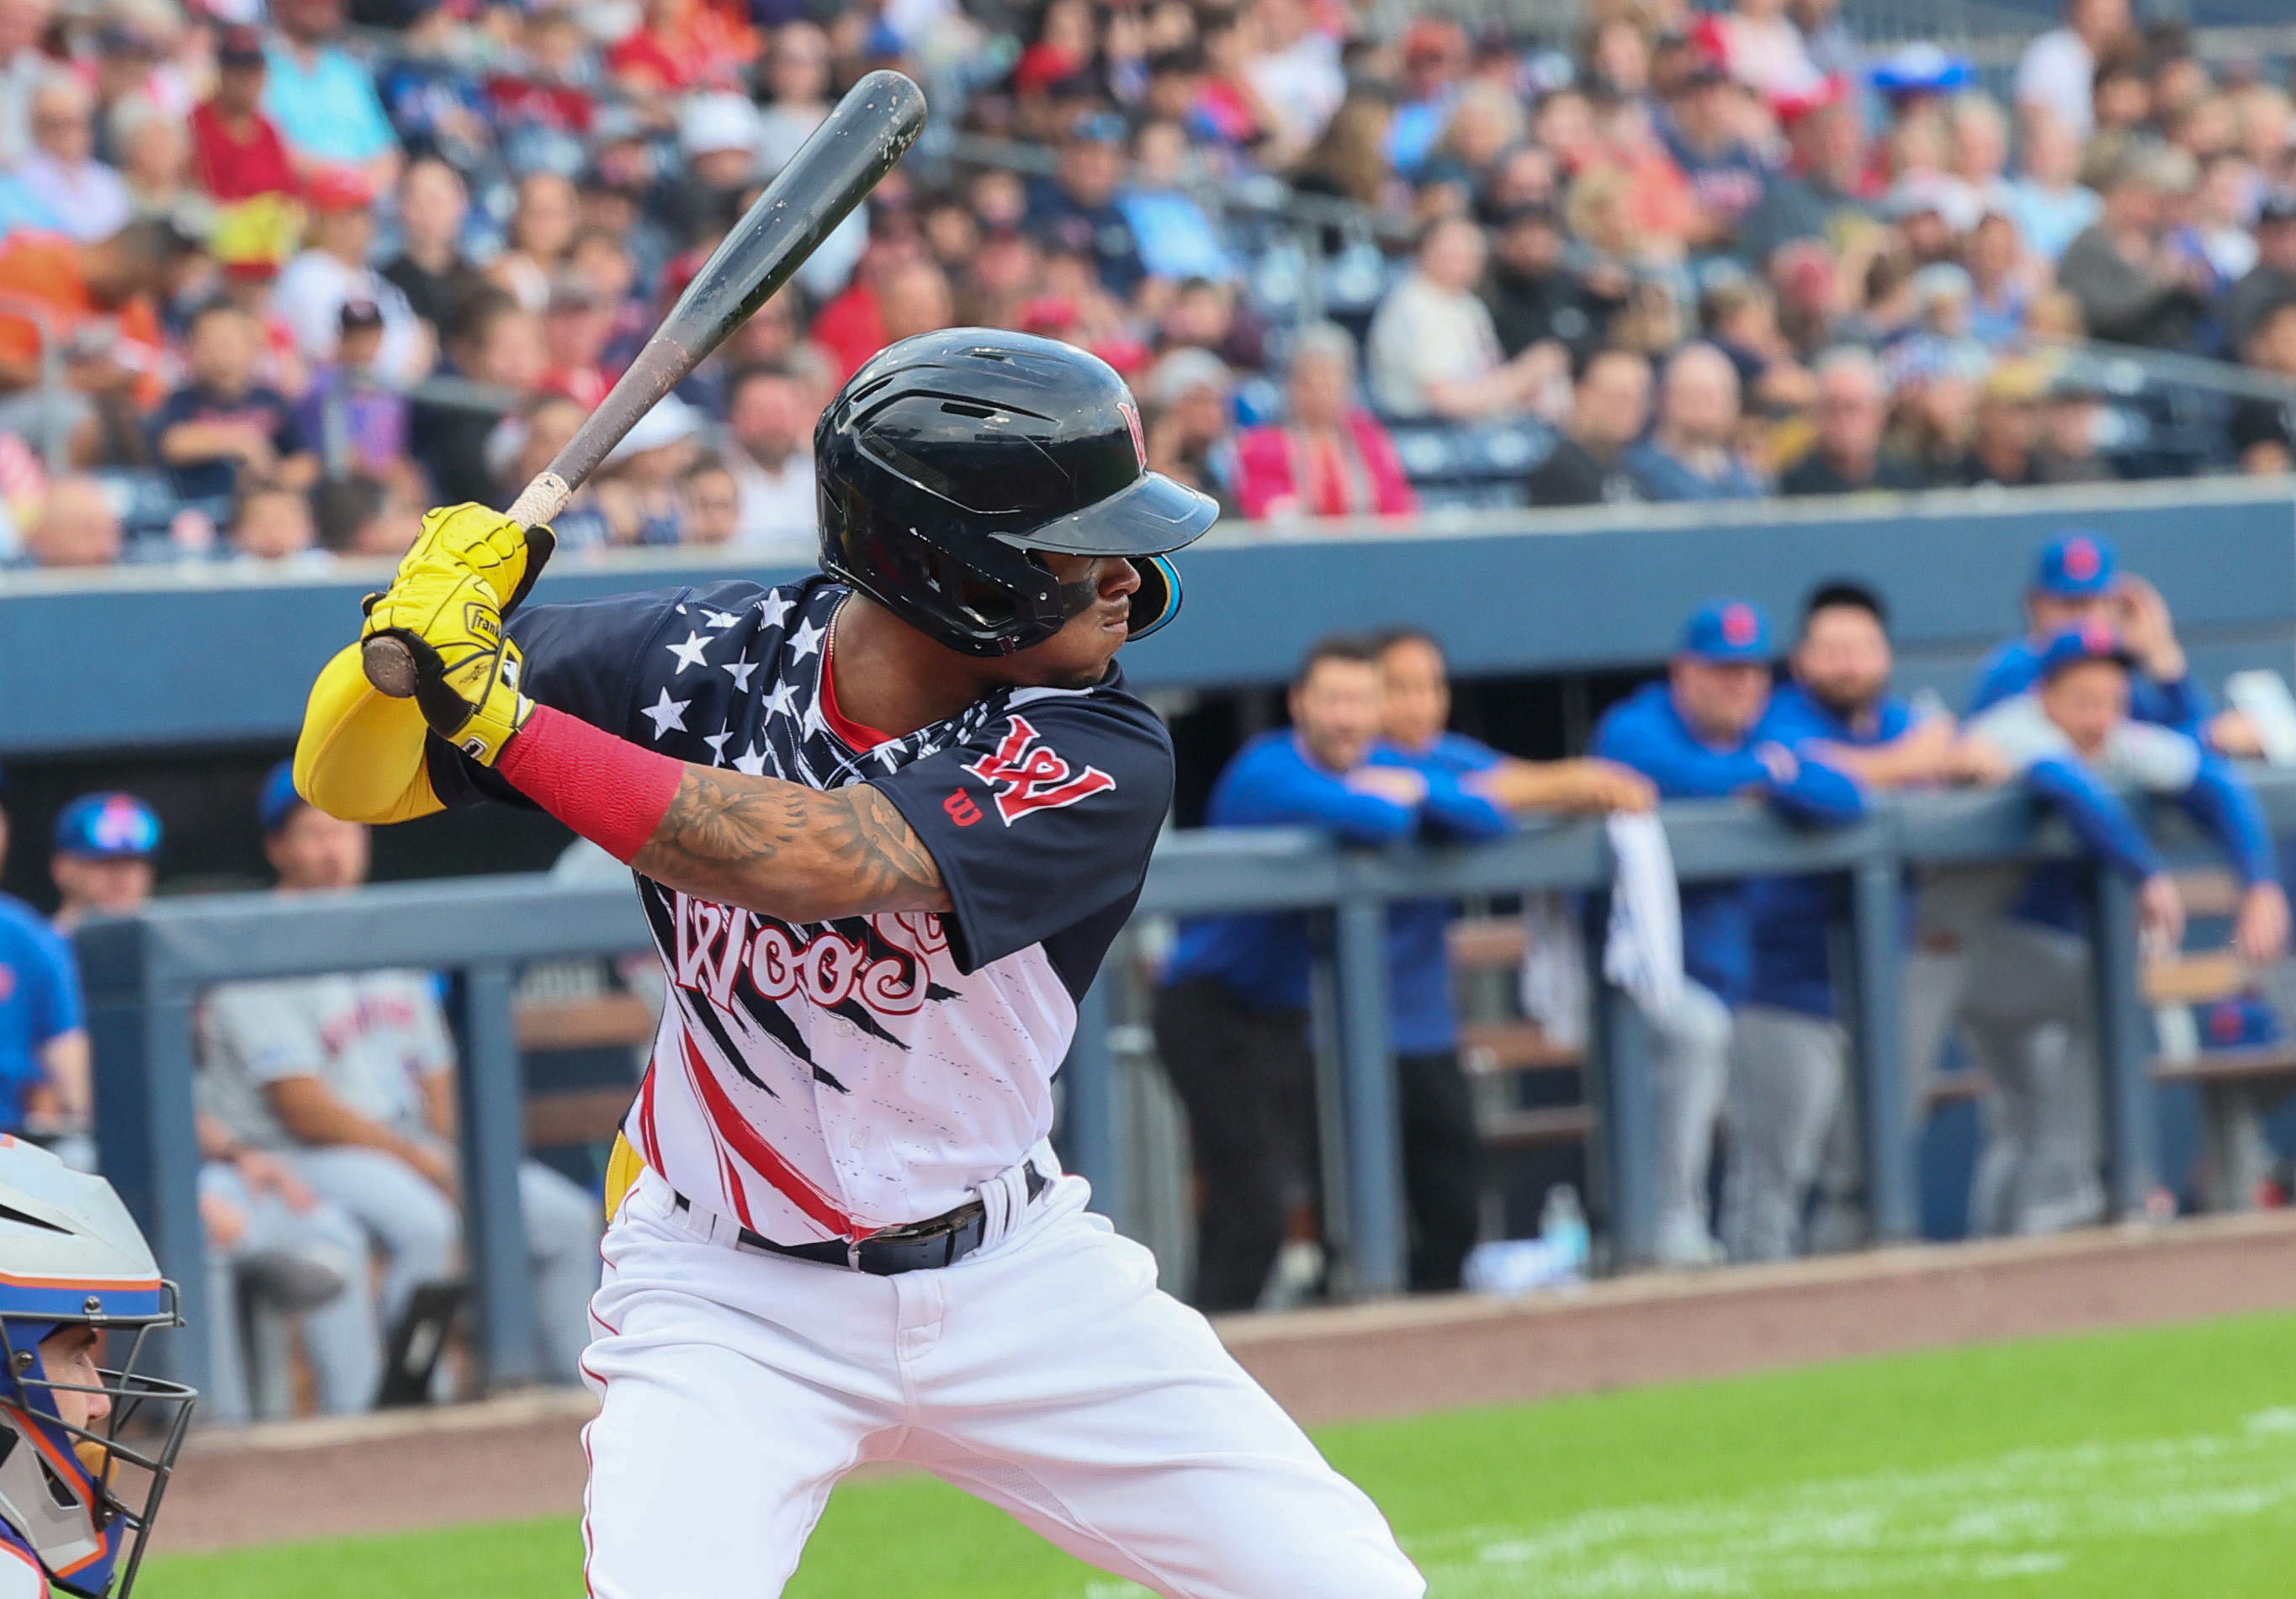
top-left (0, 1140), bottom-right (196, 1598)
top-left (816, 329), bottom-right (1219, 657)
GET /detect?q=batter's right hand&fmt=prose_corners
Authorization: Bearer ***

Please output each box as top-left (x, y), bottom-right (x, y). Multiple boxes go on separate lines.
top-left (393, 503), bottom-right (558, 618)
top-left (362, 561), bottom-right (533, 765)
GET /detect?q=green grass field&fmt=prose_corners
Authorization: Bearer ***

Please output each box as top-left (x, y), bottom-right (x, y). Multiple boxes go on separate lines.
top-left (146, 1310), bottom-right (2296, 1598)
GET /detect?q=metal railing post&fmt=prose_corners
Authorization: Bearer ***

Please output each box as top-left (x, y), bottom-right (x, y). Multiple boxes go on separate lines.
top-left (77, 919), bottom-right (208, 1389)
top-left (453, 962), bottom-right (538, 1388)
top-left (2089, 867), bottom-right (2157, 1216)
top-left (1331, 885), bottom-right (1405, 1298)
top-left (1849, 859), bottom-right (1916, 1242)
top-left (1588, 932), bottom-right (1659, 1268)
top-left (1057, 973), bottom-right (1124, 1232)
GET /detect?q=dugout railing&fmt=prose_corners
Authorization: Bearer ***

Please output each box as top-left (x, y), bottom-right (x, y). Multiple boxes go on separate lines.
top-left (77, 772), bottom-right (2296, 1393)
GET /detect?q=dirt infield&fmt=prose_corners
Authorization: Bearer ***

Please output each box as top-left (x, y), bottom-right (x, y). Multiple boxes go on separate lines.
top-left (155, 1211), bottom-right (2296, 1554)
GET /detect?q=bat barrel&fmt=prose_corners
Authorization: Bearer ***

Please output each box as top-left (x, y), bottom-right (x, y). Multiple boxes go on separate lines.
top-left (358, 71), bottom-right (928, 700)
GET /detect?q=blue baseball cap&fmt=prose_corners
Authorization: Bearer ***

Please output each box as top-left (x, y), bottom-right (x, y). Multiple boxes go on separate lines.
top-left (2036, 622), bottom-right (2135, 680)
top-left (257, 760), bottom-right (306, 834)
top-left (53, 792), bottom-right (161, 860)
top-left (1679, 599), bottom-right (1774, 663)
top-left (2034, 530), bottom-right (2116, 598)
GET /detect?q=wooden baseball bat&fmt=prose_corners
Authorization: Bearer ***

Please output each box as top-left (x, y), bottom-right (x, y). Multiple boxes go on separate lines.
top-left (363, 69), bottom-right (929, 697)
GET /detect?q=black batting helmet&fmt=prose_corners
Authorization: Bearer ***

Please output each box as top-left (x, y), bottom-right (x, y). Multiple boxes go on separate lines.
top-left (815, 329), bottom-right (1219, 657)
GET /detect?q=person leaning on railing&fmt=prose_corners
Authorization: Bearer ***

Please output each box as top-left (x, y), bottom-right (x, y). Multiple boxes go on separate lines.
top-left (1947, 626), bottom-right (2288, 1236)
top-left (1591, 600), bottom-right (1867, 1268)
top-left (1153, 635), bottom-right (1514, 1312)
top-left (1371, 627), bottom-right (1652, 1294)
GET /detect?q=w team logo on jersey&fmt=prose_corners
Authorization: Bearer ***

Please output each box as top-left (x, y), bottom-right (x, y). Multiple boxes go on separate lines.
top-left (964, 715), bottom-right (1116, 824)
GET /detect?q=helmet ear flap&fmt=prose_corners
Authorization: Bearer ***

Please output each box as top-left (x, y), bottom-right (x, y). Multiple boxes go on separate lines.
top-left (1127, 556), bottom-right (1182, 641)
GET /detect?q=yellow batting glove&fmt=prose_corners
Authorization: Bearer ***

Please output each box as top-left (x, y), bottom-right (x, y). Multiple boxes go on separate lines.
top-left (393, 503), bottom-right (557, 617)
top-left (362, 563), bottom-right (533, 765)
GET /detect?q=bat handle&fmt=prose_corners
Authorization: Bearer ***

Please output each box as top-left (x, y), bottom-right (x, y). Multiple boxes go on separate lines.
top-left (361, 472), bottom-right (575, 698)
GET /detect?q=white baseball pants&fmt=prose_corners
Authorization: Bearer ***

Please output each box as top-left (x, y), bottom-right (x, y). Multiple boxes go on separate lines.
top-left (580, 1162), bottom-right (1424, 1599)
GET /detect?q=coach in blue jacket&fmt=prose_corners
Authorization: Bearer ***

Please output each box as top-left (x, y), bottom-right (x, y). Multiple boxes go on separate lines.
top-left (1592, 600), bottom-right (1864, 1266)
top-left (1157, 636), bottom-right (1513, 1310)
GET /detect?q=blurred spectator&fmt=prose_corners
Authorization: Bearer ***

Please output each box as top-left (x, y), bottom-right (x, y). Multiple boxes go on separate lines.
top-left (379, 156), bottom-right (485, 333)
top-left (1156, 634), bottom-right (1503, 1309)
top-left (411, 289), bottom-right (544, 505)
top-left (2230, 296), bottom-right (2296, 474)
top-left (721, 363), bottom-right (815, 550)
top-left (262, 0), bottom-right (401, 190)
top-left (1234, 325), bottom-right (1410, 520)
top-left (1121, 120), bottom-right (1235, 285)
top-left (607, 0), bottom-right (755, 98)
top-left (1142, 346), bottom-right (1238, 516)
top-left (198, 767), bottom-right (601, 1387)
top-left (679, 455), bottom-right (740, 545)
top-left (659, 92), bottom-right (761, 257)
top-left (0, 219), bottom-right (190, 465)
top-left (228, 481), bottom-right (320, 563)
top-left (1483, 203), bottom-right (1608, 364)
top-left (1661, 61), bottom-right (1768, 251)
top-left (17, 75), bottom-right (132, 246)
top-left (19, 477), bottom-right (123, 569)
top-left (489, 170), bottom-right (581, 315)
top-left (0, 0), bottom-right (42, 171)
top-left (1779, 347), bottom-right (1922, 495)
top-left (1593, 601), bottom-right (1865, 1264)
top-left (1739, 88), bottom-right (1874, 269)
top-left (110, 93), bottom-right (193, 221)
top-left (1523, 347), bottom-right (1652, 508)
top-left (2004, 109), bottom-right (2100, 264)
top-left (1291, 91), bottom-right (1397, 220)
top-left (2055, 145), bottom-right (2209, 350)
top-left (591, 394), bottom-right (701, 545)
top-left (1625, 342), bottom-right (1765, 500)
top-left (1387, 18), bottom-right (1469, 178)
top-left (275, 170), bottom-right (433, 389)
top-left (49, 792), bottom-right (160, 937)
top-left (1964, 212), bottom-right (2030, 348)
top-left (151, 301), bottom-right (316, 506)
top-left (1955, 361), bottom-right (2049, 488)
top-left (1242, 0), bottom-right (1343, 157)
top-left (2015, 0), bottom-right (2132, 141)
top-left (539, 276), bottom-right (616, 410)
top-left (0, 775), bottom-right (90, 1143)
top-left (1715, 0), bottom-right (1824, 103)
top-left (1416, 81), bottom-right (1524, 220)
top-left (192, 26), bottom-right (296, 204)
top-left (297, 300), bottom-right (409, 480)
top-left (1367, 217), bottom-right (1558, 421)
top-left (1026, 113), bottom-right (1148, 301)
top-left (2034, 375), bottom-right (2116, 484)
top-left (312, 470), bottom-right (420, 558)
top-left (2224, 191), bottom-right (2296, 355)
top-left (755, 22), bottom-right (834, 175)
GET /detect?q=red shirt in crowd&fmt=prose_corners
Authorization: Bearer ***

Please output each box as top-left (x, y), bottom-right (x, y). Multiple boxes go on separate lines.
top-left (1233, 414), bottom-right (1416, 520)
top-left (190, 100), bottom-right (298, 202)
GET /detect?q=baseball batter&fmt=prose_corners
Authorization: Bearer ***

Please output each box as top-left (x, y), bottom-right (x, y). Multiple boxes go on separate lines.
top-left (294, 330), bottom-right (1424, 1597)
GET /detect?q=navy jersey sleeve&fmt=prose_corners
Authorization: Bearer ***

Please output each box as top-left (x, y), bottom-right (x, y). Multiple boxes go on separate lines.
top-left (427, 585), bottom-right (697, 809)
top-left (872, 687), bottom-right (1174, 976)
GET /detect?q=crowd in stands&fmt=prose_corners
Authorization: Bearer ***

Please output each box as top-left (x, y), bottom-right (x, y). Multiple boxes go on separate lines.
top-left (9, 0), bottom-right (2296, 564)
top-left (1158, 528), bottom-right (2290, 1303)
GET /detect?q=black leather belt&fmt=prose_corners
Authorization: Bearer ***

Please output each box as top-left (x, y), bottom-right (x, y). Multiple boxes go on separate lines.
top-left (672, 1162), bottom-right (1049, 1276)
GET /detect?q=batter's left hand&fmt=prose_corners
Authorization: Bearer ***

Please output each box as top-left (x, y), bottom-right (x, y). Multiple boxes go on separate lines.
top-left (363, 562), bottom-right (533, 765)
top-left (393, 503), bottom-right (557, 617)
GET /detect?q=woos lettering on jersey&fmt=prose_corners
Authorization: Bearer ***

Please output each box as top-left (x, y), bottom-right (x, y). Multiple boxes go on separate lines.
top-left (670, 892), bottom-right (941, 1018)
top-left (964, 714), bottom-right (1116, 824)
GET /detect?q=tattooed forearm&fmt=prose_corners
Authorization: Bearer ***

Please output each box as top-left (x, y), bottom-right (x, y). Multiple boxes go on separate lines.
top-left (631, 767), bottom-right (952, 922)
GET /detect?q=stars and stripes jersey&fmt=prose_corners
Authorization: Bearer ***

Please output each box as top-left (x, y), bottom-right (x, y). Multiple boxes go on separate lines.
top-left (429, 575), bottom-right (1173, 1239)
